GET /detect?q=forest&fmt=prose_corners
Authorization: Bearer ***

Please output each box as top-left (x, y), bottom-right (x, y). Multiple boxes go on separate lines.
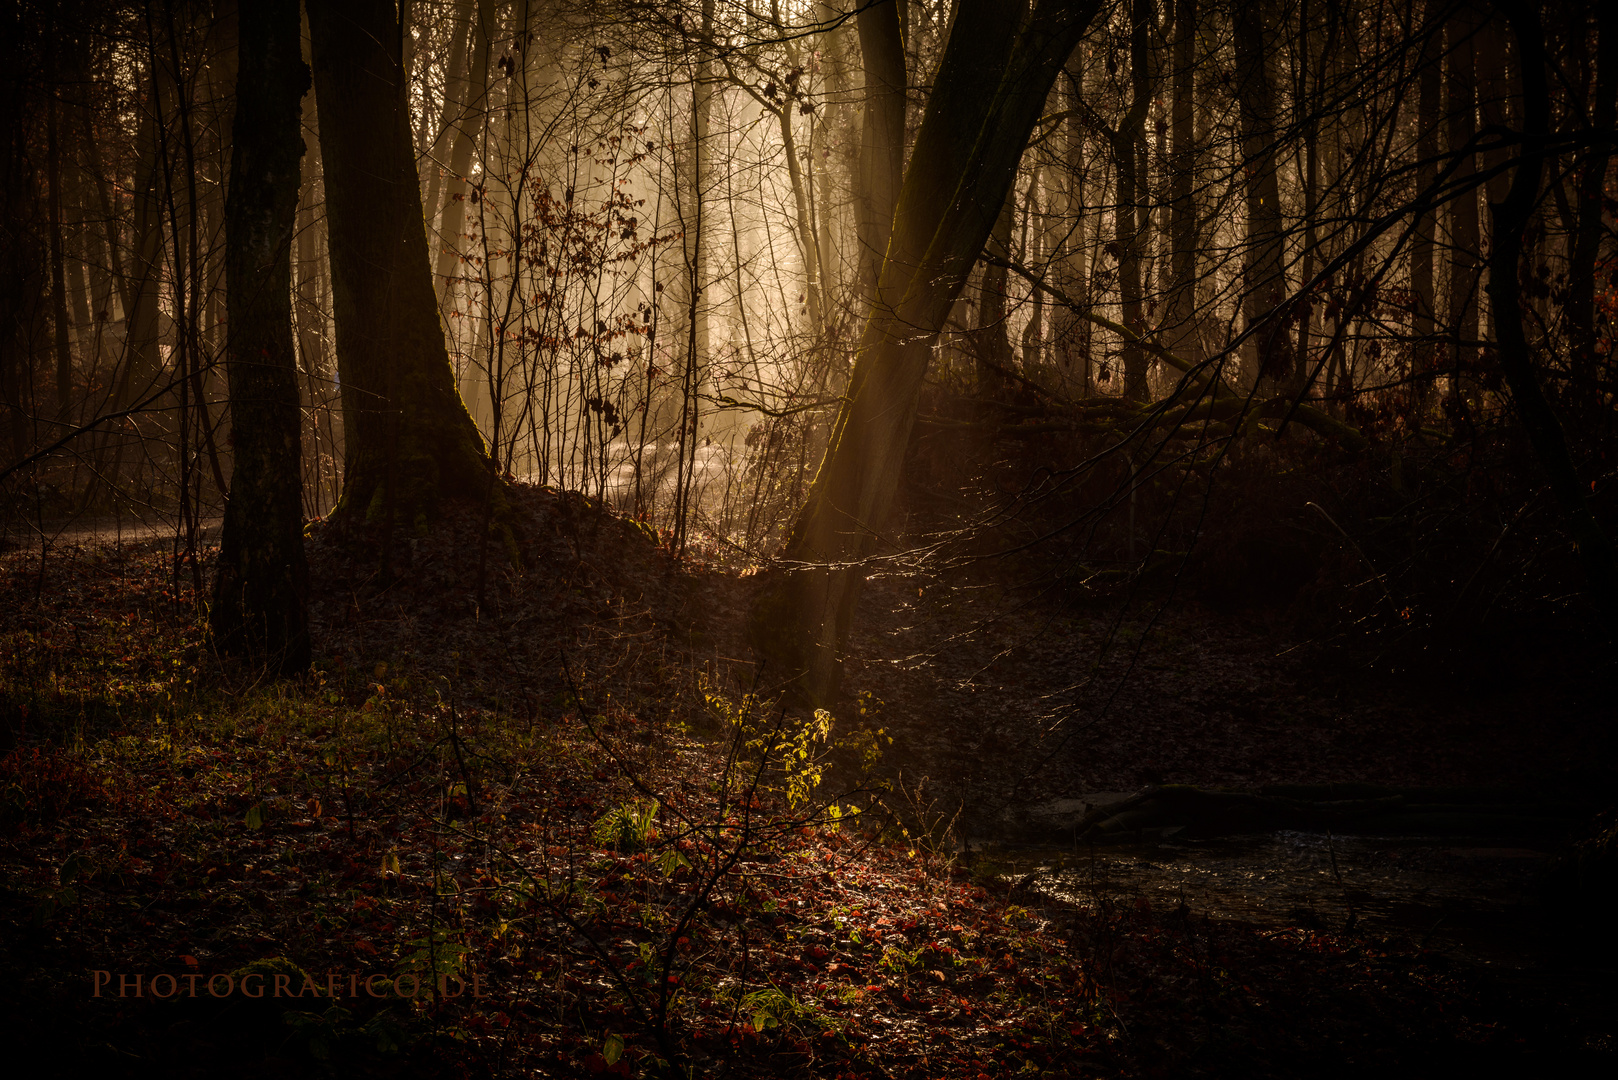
top-left (1, 0), bottom-right (1615, 1075)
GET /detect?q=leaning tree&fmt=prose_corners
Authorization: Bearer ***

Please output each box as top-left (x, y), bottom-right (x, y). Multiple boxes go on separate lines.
top-left (750, 0), bottom-right (1104, 704)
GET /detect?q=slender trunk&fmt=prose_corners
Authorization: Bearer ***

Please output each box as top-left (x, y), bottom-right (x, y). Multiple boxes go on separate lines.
top-left (1446, 6), bottom-right (1480, 419)
top-left (780, 103), bottom-right (824, 335)
top-left (1054, 59), bottom-right (1092, 385)
top-left (1490, 0), bottom-right (1618, 629)
top-left (0, 108), bottom-right (37, 462)
top-left (1410, 5), bottom-right (1440, 418)
top-left (1294, 0), bottom-right (1339, 399)
top-left (433, 0), bottom-right (497, 302)
top-left (295, 152), bottom-right (334, 510)
top-left (65, 206), bottom-right (92, 348)
top-left (1109, 0), bottom-right (1153, 401)
top-left (1022, 166), bottom-right (1051, 366)
top-left (81, 106), bottom-right (126, 321)
top-left (1164, 0), bottom-right (1198, 366)
top-left (1568, 2), bottom-right (1615, 402)
top-left (422, 4), bottom-right (473, 219)
top-left (47, 78), bottom-right (73, 423)
top-left (1234, 0), bottom-right (1286, 387)
top-left (122, 98), bottom-right (166, 417)
top-left (1476, 10), bottom-right (1513, 352)
top-left (977, 191), bottom-right (1015, 398)
top-left (672, 0), bottom-right (715, 555)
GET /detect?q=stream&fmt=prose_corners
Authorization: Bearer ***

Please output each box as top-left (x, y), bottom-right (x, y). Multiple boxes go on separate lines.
top-left (979, 826), bottom-right (1618, 1057)
top-left (988, 829), bottom-right (1567, 969)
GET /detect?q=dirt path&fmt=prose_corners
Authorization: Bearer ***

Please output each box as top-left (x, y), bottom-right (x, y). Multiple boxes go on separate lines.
top-left (1, 513), bottom-right (222, 552)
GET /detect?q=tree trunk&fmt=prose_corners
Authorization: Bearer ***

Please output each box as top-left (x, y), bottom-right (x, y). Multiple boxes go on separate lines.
top-left (780, 101), bottom-right (825, 335)
top-left (1476, 11), bottom-right (1514, 351)
top-left (1113, 0), bottom-right (1152, 401)
top-left (121, 98), bottom-right (166, 417)
top-left (1490, 0), bottom-right (1618, 629)
top-left (977, 191), bottom-right (1016, 397)
top-left (1022, 165), bottom-right (1052, 366)
top-left (295, 164), bottom-right (335, 511)
top-left (422, 3), bottom-right (473, 218)
top-left (1410, 5), bottom-right (1440, 419)
top-left (1568, 1), bottom-right (1615, 403)
top-left (750, 0), bottom-right (1102, 704)
top-left (308, 0), bottom-right (498, 525)
top-left (1293, 0), bottom-right (1322, 400)
top-left (1446, 5), bottom-right (1480, 420)
top-left (671, 0), bottom-right (715, 554)
top-left (1233, 0), bottom-right (1286, 387)
top-left (1164, 0), bottom-right (1199, 366)
top-left (0, 53), bottom-right (38, 463)
top-left (47, 78), bottom-right (73, 423)
top-left (1053, 58), bottom-right (1092, 385)
top-left (433, 0), bottom-right (497, 303)
top-left (210, 0), bottom-right (310, 673)
top-left (855, 0), bottom-right (906, 304)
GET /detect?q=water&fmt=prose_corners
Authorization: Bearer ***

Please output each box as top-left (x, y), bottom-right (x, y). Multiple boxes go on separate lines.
top-left (995, 830), bottom-right (1560, 967)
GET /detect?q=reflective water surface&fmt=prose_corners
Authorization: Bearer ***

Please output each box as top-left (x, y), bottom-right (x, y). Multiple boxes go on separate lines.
top-left (995, 830), bottom-right (1560, 967)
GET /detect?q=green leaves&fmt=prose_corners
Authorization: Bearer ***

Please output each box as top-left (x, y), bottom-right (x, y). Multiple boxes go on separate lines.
top-left (740, 986), bottom-right (808, 1034)
top-left (656, 846), bottom-right (692, 878)
top-left (590, 799), bottom-right (659, 852)
top-left (397, 928), bottom-right (470, 997)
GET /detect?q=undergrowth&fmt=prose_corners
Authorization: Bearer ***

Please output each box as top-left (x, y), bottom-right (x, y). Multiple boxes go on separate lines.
top-left (0, 534), bottom-right (1600, 1078)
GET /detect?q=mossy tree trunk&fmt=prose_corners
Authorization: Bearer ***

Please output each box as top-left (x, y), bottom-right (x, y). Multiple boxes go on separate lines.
top-left (307, 0), bottom-right (498, 527)
top-left (209, 0), bottom-right (310, 674)
top-left (750, 0), bottom-right (1102, 705)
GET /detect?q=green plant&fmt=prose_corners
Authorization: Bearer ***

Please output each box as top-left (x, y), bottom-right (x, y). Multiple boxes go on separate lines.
top-left (703, 679), bottom-right (887, 814)
top-left (740, 986), bottom-right (809, 1033)
top-left (592, 798), bottom-right (660, 852)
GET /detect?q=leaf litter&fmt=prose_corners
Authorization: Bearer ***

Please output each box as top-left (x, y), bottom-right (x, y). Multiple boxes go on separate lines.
top-left (1, 485), bottom-right (1611, 1076)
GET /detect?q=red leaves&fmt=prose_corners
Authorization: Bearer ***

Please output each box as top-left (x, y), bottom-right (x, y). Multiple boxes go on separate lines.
top-left (0, 745), bottom-right (112, 828)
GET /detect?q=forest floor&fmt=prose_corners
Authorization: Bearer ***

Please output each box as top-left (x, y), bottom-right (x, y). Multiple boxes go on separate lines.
top-left (1, 484), bottom-right (1614, 1077)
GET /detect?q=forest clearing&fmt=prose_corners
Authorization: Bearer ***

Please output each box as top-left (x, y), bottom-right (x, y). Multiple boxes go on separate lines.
top-left (3, 0), bottom-right (1618, 1075)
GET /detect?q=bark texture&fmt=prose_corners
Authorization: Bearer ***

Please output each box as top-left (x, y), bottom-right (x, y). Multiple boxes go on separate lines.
top-left (1233, 0), bottom-right (1285, 386)
top-left (308, 0), bottom-right (498, 526)
top-left (210, 0), bottom-right (310, 674)
top-left (855, 0), bottom-right (906, 302)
